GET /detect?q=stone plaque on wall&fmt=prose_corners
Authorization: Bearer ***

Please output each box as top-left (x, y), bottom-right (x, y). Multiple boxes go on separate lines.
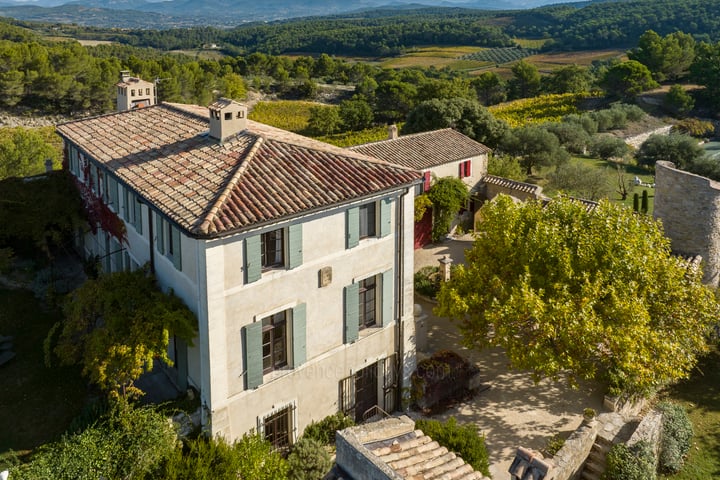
top-left (319, 266), bottom-right (332, 287)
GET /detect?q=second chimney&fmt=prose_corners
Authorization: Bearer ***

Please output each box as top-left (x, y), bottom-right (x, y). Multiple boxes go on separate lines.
top-left (388, 124), bottom-right (398, 140)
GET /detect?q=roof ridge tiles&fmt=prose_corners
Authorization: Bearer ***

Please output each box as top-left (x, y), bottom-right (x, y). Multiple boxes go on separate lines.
top-left (199, 135), bottom-right (264, 235)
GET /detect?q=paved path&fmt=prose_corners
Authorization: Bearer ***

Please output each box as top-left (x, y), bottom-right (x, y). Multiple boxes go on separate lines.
top-left (413, 237), bottom-right (605, 479)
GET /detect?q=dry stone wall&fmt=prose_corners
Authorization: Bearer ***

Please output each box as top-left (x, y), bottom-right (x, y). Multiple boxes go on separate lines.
top-left (654, 161), bottom-right (720, 286)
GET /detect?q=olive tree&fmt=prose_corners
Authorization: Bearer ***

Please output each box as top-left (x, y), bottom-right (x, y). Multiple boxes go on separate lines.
top-left (436, 196), bottom-right (719, 395)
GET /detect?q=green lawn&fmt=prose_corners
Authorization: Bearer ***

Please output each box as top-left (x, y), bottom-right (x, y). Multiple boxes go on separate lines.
top-left (0, 288), bottom-right (87, 459)
top-left (660, 349), bottom-right (720, 479)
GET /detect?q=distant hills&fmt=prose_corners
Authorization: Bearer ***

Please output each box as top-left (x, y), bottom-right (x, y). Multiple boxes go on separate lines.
top-left (0, 0), bottom-right (584, 27)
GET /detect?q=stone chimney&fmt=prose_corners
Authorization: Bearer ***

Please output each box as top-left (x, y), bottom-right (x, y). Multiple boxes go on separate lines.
top-left (208, 98), bottom-right (248, 143)
top-left (388, 124), bottom-right (398, 140)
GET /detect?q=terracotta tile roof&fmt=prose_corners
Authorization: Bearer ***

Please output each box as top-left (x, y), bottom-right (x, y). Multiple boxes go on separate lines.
top-left (482, 174), bottom-right (542, 195)
top-left (349, 128), bottom-right (491, 170)
top-left (57, 103), bottom-right (421, 238)
top-left (366, 429), bottom-right (487, 480)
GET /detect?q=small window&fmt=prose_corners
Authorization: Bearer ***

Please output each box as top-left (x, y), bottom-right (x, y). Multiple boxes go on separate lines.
top-left (236, 111), bottom-right (244, 119)
top-left (131, 89), bottom-right (135, 97)
top-left (225, 112), bottom-right (233, 120)
top-left (359, 203), bottom-right (377, 239)
top-left (146, 88), bottom-right (150, 95)
top-left (264, 406), bottom-right (293, 450)
top-left (358, 276), bottom-right (377, 329)
top-left (261, 229), bottom-right (284, 269)
top-left (262, 311), bottom-right (287, 373)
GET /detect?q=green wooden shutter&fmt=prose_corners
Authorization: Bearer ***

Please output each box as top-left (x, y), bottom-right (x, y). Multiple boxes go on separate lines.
top-left (243, 322), bottom-right (263, 389)
top-left (170, 225), bottom-right (182, 271)
top-left (346, 207), bottom-right (359, 249)
top-left (108, 176), bottom-right (118, 211)
top-left (287, 224), bottom-right (303, 269)
top-left (122, 187), bottom-right (130, 222)
top-left (292, 303), bottom-right (306, 367)
top-left (244, 235), bottom-right (261, 284)
top-left (382, 269), bottom-right (394, 327)
top-left (344, 283), bottom-right (359, 344)
top-left (380, 198), bottom-right (392, 238)
top-left (133, 197), bottom-right (143, 234)
top-left (156, 214), bottom-right (165, 255)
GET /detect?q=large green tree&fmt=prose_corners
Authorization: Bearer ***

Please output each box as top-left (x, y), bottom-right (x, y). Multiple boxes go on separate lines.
top-left (436, 196), bottom-right (719, 395)
top-left (53, 267), bottom-right (197, 398)
top-left (690, 41), bottom-right (720, 109)
top-left (508, 59), bottom-right (541, 99)
top-left (628, 30), bottom-right (695, 81)
top-left (636, 133), bottom-right (705, 169)
top-left (501, 125), bottom-right (569, 176)
top-left (600, 60), bottom-right (658, 100)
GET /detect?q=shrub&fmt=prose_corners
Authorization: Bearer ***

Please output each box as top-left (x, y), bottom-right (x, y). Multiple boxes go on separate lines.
top-left (159, 432), bottom-right (288, 480)
top-left (604, 441), bottom-right (657, 480)
top-left (544, 434), bottom-right (566, 456)
top-left (302, 412), bottom-right (355, 445)
top-left (414, 266), bottom-right (441, 299)
top-left (414, 417), bottom-right (490, 477)
top-left (657, 402), bottom-right (693, 474)
top-left (287, 437), bottom-right (333, 480)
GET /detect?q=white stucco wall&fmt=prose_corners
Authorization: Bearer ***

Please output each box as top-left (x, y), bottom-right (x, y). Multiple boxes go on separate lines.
top-left (199, 189), bottom-right (417, 441)
top-left (427, 154), bottom-right (488, 188)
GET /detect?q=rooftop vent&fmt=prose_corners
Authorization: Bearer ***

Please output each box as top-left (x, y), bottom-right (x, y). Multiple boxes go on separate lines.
top-left (208, 98), bottom-right (248, 143)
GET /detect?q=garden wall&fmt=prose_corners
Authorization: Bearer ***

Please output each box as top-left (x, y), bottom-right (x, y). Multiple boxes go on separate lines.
top-left (546, 420), bottom-right (598, 480)
top-left (654, 160), bottom-right (720, 286)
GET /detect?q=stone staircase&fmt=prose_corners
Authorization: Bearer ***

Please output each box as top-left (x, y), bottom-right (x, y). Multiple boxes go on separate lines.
top-left (580, 435), bottom-right (613, 480)
top-left (369, 429), bottom-right (485, 480)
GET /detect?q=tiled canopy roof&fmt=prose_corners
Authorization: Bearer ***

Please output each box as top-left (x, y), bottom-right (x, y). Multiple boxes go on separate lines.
top-left (57, 103), bottom-right (421, 238)
top-left (481, 174), bottom-right (542, 195)
top-left (349, 128), bottom-right (491, 170)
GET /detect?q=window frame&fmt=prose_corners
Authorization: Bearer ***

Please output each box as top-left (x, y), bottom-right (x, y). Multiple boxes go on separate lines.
top-left (358, 276), bottom-right (378, 330)
top-left (261, 311), bottom-right (288, 374)
top-left (261, 228), bottom-right (285, 270)
top-left (358, 202), bottom-right (377, 239)
top-left (459, 159), bottom-right (472, 178)
top-left (261, 404), bottom-right (296, 451)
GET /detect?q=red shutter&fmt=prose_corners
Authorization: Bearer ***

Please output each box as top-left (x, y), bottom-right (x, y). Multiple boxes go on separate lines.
top-left (423, 171), bottom-right (431, 192)
top-left (459, 160), bottom-right (472, 178)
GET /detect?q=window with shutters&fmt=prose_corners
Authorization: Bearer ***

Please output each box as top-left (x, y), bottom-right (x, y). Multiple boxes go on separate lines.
top-left (346, 199), bottom-right (392, 249)
top-left (262, 311), bottom-right (287, 373)
top-left (344, 269), bottom-right (394, 344)
top-left (123, 189), bottom-right (143, 235)
top-left (459, 159), bottom-right (472, 178)
top-left (243, 304), bottom-right (306, 390)
top-left (155, 213), bottom-right (182, 271)
top-left (244, 224), bottom-right (302, 284)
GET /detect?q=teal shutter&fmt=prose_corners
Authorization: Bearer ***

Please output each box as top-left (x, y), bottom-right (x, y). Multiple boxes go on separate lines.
top-left (292, 303), bottom-right (307, 367)
top-left (243, 322), bottom-right (263, 389)
top-left (244, 235), bottom-right (261, 284)
top-left (133, 197), bottom-right (143, 234)
top-left (156, 214), bottom-right (165, 254)
top-left (382, 269), bottom-right (394, 327)
top-left (344, 283), bottom-right (359, 344)
top-left (170, 225), bottom-right (182, 271)
top-left (122, 187), bottom-right (130, 222)
top-left (108, 176), bottom-right (118, 211)
top-left (380, 198), bottom-right (392, 238)
top-left (287, 224), bottom-right (303, 269)
top-left (346, 207), bottom-right (359, 249)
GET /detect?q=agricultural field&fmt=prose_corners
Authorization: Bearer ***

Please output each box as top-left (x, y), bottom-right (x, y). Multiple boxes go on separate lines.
top-left (380, 46), bottom-right (486, 69)
top-left (489, 93), bottom-right (583, 127)
top-left (461, 46), bottom-right (538, 65)
top-left (169, 49), bottom-right (226, 60)
top-left (513, 38), bottom-right (549, 49)
top-left (248, 100), bottom-right (323, 134)
top-left (527, 49), bottom-right (626, 71)
top-left (317, 125), bottom-right (395, 147)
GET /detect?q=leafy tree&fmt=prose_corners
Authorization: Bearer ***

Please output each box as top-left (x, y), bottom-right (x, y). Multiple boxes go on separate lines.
top-left (416, 77), bottom-right (473, 103)
top-left (338, 97), bottom-right (374, 131)
top-left (673, 118), bottom-right (714, 138)
top-left (662, 84), bottom-right (695, 117)
top-left (508, 59), bottom-right (541, 99)
top-left (545, 121), bottom-right (591, 155)
top-left (501, 125), bottom-right (570, 176)
top-left (562, 113), bottom-right (598, 136)
top-left (427, 176), bottom-right (469, 242)
top-left (159, 432), bottom-right (289, 480)
top-left (403, 97), bottom-right (508, 148)
top-left (487, 154), bottom-right (524, 181)
top-left (629, 30), bottom-right (696, 81)
top-left (435, 196), bottom-right (719, 395)
top-left (307, 105), bottom-right (341, 135)
top-left (690, 41), bottom-right (720, 109)
top-left (548, 162), bottom-right (611, 201)
top-left (374, 80), bottom-right (417, 123)
top-left (636, 133), bottom-right (705, 169)
top-left (219, 72), bottom-right (247, 100)
top-left (600, 60), bottom-right (659, 100)
top-left (52, 267), bottom-right (197, 398)
top-left (589, 133), bottom-right (630, 160)
top-left (0, 126), bottom-right (62, 180)
top-left (11, 401), bottom-right (177, 480)
top-left (544, 64), bottom-right (593, 94)
top-left (471, 71), bottom-right (506, 106)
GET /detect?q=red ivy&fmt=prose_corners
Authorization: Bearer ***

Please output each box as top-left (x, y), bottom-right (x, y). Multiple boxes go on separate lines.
top-left (73, 161), bottom-right (127, 243)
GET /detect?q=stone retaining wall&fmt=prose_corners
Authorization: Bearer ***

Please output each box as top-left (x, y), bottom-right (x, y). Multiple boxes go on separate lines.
top-left (546, 420), bottom-right (598, 480)
top-left (654, 160), bottom-right (720, 286)
top-left (627, 408), bottom-right (663, 468)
